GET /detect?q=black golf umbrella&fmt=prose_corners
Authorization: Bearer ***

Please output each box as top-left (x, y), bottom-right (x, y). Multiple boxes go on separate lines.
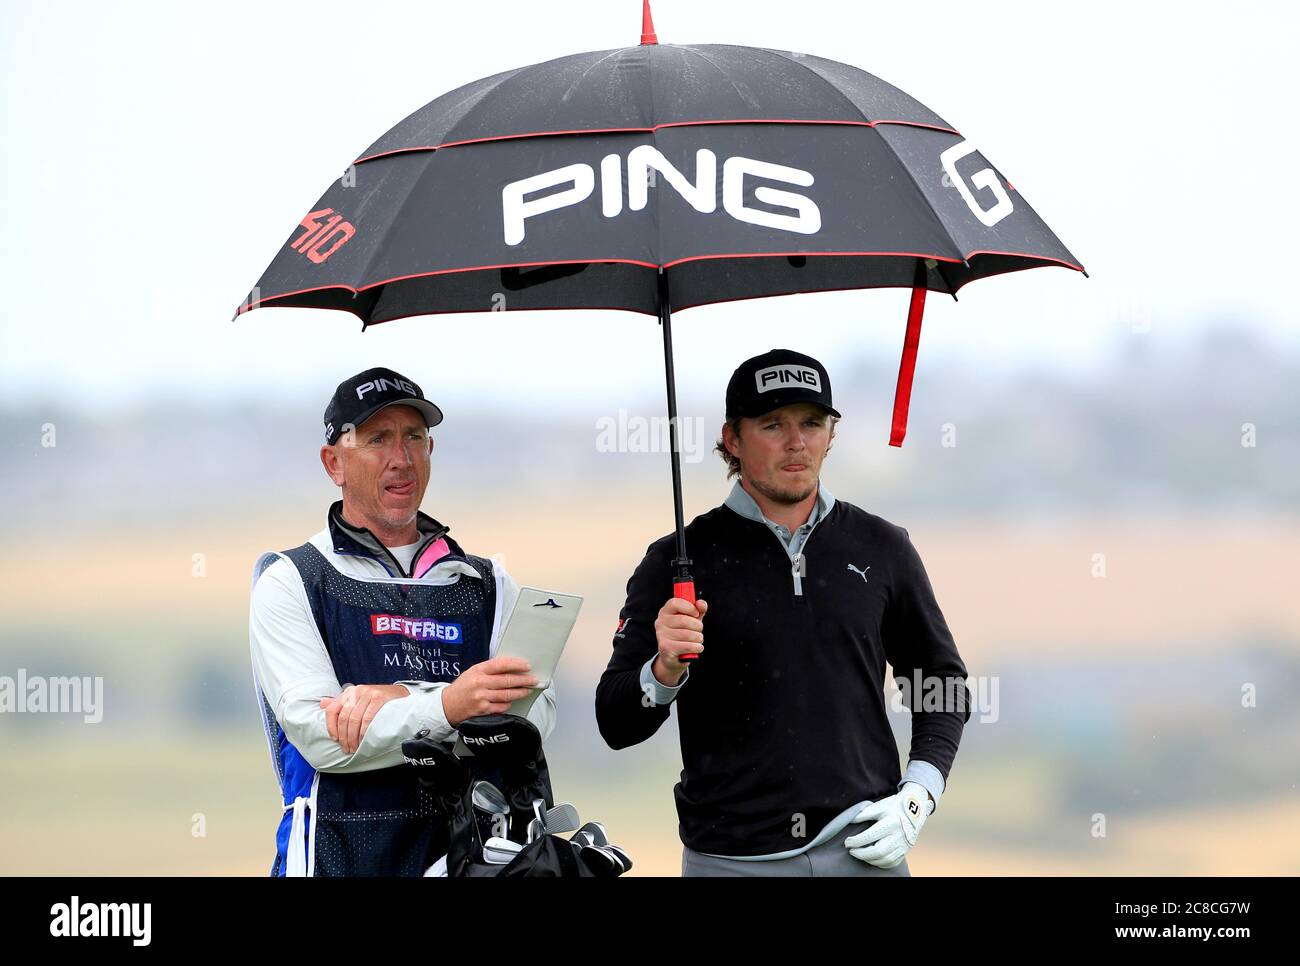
top-left (235, 1), bottom-right (1084, 610)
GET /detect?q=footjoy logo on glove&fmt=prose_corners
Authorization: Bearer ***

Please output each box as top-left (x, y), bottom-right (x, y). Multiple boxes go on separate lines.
top-left (371, 614), bottom-right (462, 643)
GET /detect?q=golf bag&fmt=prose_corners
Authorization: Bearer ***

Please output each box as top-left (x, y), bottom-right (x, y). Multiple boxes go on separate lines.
top-left (402, 714), bottom-right (632, 877)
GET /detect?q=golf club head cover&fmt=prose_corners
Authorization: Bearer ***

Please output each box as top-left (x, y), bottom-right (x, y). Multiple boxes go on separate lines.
top-left (456, 714), bottom-right (554, 841)
top-left (577, 843), bottom-right (634, 878)
top-left (402, 730), bottom-right (469, 800)
top-left (402, 729), bottom-right (477, 875)
top-left (456, 714), bottom-right (542, 767)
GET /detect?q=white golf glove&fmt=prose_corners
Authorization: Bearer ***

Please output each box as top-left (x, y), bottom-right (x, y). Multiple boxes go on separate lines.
top-left (844, 781), bottom-right (934, 869)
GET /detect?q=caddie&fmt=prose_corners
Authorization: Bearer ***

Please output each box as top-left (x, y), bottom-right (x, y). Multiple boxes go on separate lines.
top-left (249, 366), bottom-right (554, 876)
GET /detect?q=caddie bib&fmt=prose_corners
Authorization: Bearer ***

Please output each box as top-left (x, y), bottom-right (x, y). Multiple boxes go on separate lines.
top-left (252, 540), bottom-right (495, 876)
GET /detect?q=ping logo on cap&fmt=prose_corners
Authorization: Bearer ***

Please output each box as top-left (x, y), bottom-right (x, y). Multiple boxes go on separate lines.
top-left (356, 377), bottom-right (417, 400)
top-left (755, 364), bottom-right (821, 394)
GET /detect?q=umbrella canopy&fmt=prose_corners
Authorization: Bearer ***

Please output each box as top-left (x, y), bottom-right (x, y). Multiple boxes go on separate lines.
top-left (235, 24), bottom-right (1081, 324)
top-left (235, 1), bottom-right (1084, 608)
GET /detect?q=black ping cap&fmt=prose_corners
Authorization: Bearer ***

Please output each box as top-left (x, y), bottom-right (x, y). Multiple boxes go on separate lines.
top-left (323, 367), bottom-right (444, 444)
top-left (725, 349), bottom-right (841, 420)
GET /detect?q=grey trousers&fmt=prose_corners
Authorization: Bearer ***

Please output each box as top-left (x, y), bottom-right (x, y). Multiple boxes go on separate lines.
top-left (682, 823), bottom-right (912, 877)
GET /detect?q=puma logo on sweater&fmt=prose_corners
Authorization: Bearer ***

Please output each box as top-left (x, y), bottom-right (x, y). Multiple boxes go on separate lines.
top-left (847, 563), bottom-right (871, 583)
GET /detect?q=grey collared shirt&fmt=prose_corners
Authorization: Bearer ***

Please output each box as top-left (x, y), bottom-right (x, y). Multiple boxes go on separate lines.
top-left (723, 478), bottom-right (835, 593)
top-left (637, 478), bottom-right (946, 815)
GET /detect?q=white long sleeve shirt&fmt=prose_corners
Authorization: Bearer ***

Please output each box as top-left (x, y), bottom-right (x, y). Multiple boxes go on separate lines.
top-left (249, 527), bottom-right (556, 775)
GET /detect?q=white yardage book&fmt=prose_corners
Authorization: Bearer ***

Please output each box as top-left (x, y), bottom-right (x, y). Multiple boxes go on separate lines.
top-left (497, 587), bottom-right (583, 716)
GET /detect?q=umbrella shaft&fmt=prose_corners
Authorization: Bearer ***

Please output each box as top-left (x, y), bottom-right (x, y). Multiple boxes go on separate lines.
top-left (657, 271), bottom-right (690, 570)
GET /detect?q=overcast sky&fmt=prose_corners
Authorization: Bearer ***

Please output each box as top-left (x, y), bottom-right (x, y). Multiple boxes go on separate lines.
top-left (1, 0), bottom-right (1295, 411)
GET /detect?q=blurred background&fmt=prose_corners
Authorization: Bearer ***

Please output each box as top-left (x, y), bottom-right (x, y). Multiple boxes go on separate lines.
top-left (2, 0), bottom-right (1297, 875)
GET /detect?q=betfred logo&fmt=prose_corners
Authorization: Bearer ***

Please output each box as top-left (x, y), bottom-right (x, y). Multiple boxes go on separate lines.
top-left (291, 208), bottom-right (356, 264)
top-left (371, 614), bottom-right (462, 643)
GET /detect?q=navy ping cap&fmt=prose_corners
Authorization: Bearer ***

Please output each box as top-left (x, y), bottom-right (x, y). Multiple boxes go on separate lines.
top-left (725, 349), bottom-right (841, 420)
top-left (323, 367), bottom-right (444, 444)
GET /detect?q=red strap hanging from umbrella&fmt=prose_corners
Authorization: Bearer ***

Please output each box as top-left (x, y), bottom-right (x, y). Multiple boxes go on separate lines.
top-left (889, 262), bottom-right (931, 447)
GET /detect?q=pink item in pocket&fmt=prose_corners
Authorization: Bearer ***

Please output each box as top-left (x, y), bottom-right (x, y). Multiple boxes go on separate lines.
top-left (413, 537), bottom-right (451, 578)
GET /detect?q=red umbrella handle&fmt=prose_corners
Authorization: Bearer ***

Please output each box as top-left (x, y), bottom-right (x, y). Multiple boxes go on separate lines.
top-left (673, 566), bottom-right (699, 661)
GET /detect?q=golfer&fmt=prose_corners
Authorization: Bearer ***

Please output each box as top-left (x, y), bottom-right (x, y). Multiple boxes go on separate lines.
top-left (249, 367), bottom-right (555, 876)
top-left (596, 349), bottom-right (970, 876)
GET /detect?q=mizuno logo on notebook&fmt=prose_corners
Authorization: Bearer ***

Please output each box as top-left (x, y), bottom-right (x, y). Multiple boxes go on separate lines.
top-left (533, 598), bottom-right (562, 608)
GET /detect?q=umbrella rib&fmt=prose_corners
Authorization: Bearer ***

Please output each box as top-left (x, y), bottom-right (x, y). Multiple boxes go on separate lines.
top-left (760, 48), bottom-right (885, 127)
top-left (762, 48), bottom-right (968, 271)
top-left (649, 45), bottom-right (663, 271)
top-left (556, 48), bottom-right (629, 115)
top-left (511, 48), bottom-right (632, 147)
top-left (676, 45), bottom-right (771, 116)
top-left (868, 133), bottom-right (967, 271)
top-left (348, 153), bottom-right (446, 324)
top-left (358, 62), bottom-right (533, 167)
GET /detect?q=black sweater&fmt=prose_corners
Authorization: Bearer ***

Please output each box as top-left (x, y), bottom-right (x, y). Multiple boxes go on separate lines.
top-left (595, 498), bottom-right (970, 856)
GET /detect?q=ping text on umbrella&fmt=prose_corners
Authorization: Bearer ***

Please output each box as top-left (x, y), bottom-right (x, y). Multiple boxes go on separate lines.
top-left (503, 146), bottom-right (822, 245)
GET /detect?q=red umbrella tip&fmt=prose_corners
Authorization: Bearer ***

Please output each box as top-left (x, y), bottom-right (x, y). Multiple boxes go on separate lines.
top-left (641, 0), bottom-right (658, 44)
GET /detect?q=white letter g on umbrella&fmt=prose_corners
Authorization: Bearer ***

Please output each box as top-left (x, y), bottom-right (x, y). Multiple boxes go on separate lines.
top-left (940, 141), bottom-right (1013, 228)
